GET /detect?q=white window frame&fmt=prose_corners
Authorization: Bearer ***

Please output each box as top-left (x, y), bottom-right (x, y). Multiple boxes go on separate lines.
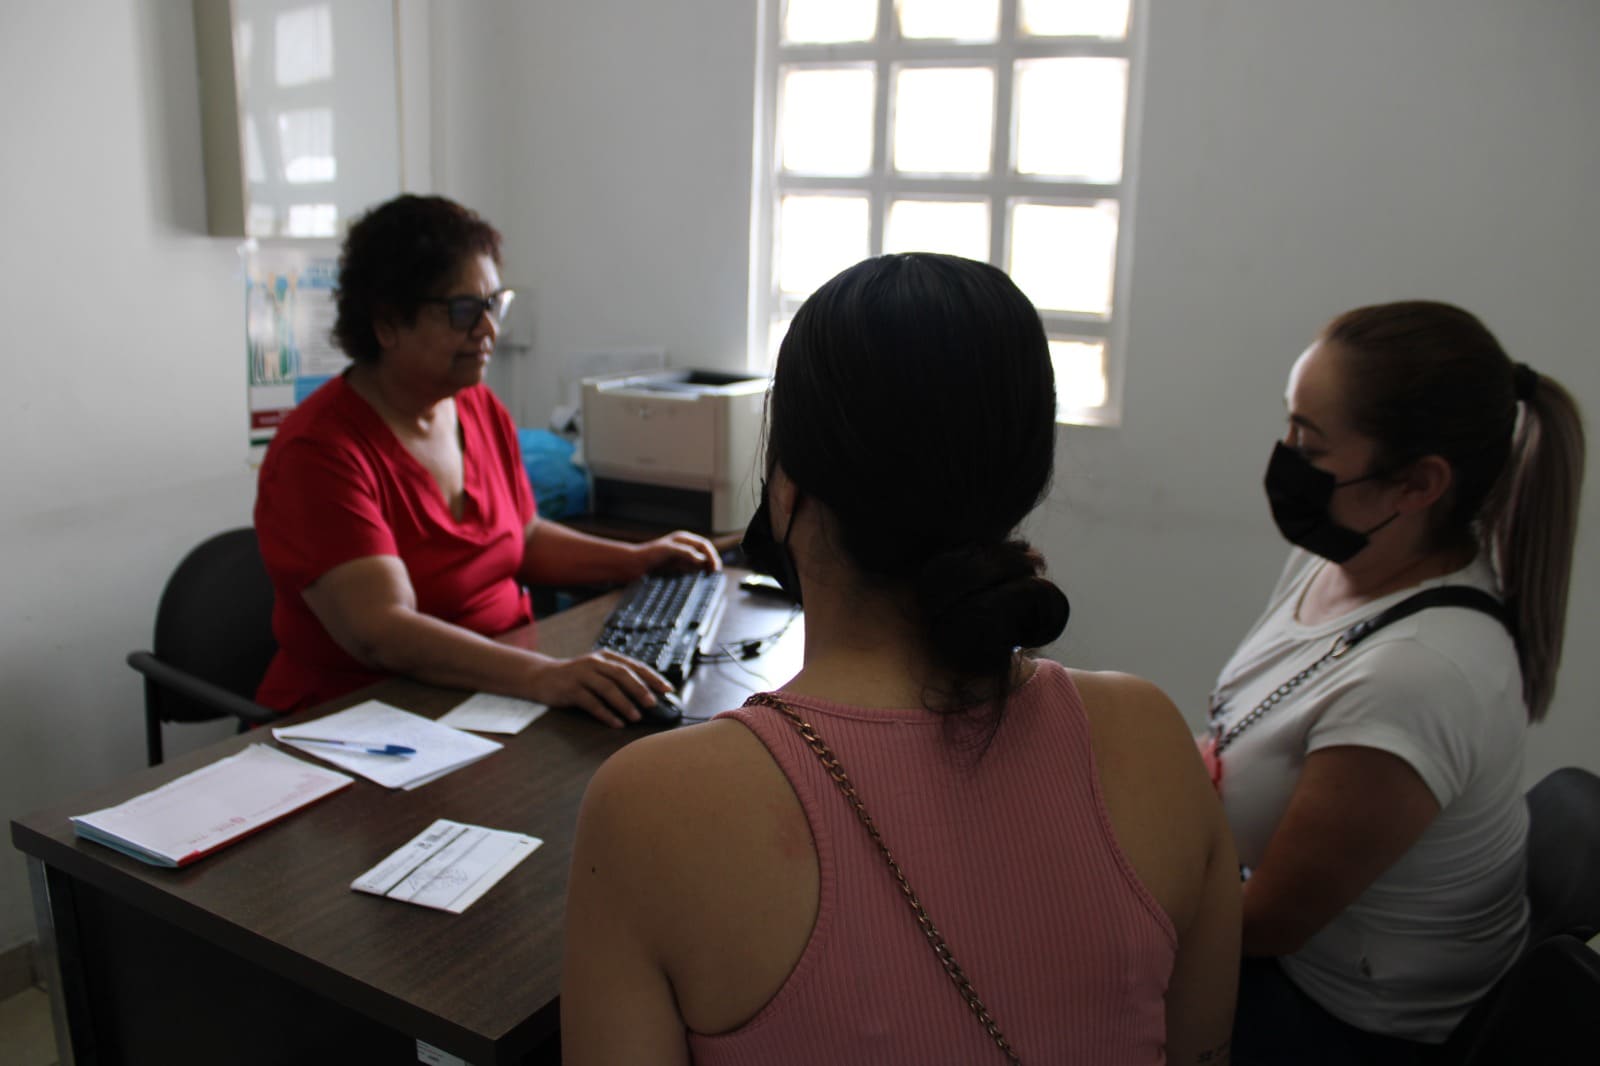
top-left (748, 0), bottom-right (1146, 427)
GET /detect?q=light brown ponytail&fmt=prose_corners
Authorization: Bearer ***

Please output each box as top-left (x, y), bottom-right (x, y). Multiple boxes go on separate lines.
top-left (1490, 372), bottom-right (1585, 720)
top-left (1324, 301), bottom-right (1586, 721)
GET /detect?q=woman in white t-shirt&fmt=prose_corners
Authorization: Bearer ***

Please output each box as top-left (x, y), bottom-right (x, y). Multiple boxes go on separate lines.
top-left (1205, 301), bottom-right (1586, 1064)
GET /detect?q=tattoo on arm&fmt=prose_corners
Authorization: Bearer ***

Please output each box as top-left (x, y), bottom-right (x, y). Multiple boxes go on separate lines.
top-left (1196, 1039), bottom-right (1231, 1064)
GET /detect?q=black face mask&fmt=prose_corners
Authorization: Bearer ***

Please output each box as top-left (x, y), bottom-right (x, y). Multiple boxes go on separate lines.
top-left (1264, 441), bottom-right (1399, 564)
top-left (741, 481), bottom-right (803, 604)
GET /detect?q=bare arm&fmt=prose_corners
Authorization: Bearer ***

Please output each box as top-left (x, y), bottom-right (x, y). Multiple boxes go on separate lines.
top-left (1166, 805), bottom-right (1242, 1066)
top-left (1075, 671), bottom-right (1240, 1065)
top-left (562, 744), bottom-right (692, 1066)
top-left (1151, 700), bottom-right (1242, 1066)
top-left (517, 517), bottom-right (719, 587)
top-left (1242, 745), bottom-right (1440, 956)
top-left (301, 554), bottom-right (669, 726)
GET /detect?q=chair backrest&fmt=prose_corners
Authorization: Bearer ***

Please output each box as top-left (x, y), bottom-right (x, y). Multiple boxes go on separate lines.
top-left (149, 527), bottom-right (277, 724)
top-left (1455, 934), bottom-right (1600, 1065)
top-left (1526, 766), bottom-right (1600, 944)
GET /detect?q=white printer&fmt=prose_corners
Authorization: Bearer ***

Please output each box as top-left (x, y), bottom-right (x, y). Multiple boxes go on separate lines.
top-left (580, 369), bottom-right (770, 534)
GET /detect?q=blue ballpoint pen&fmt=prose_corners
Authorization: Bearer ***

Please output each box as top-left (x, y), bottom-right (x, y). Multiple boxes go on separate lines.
top-left (278, 736), bottom-right (417, 757)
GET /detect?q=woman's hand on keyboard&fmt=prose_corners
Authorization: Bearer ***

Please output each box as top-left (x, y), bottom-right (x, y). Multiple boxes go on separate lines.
top-left (633, 531), bottom-right (722, 577)
top-left (528, 650), bottom-right (672, 728)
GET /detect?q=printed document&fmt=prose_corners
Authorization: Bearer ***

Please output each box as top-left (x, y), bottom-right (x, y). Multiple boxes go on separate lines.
top-left (273, 700), bottom-right (502, 790)
top-left (71, 745), bottom-right (353, 867)
top-left (352, 819), bottom-right (541, 913)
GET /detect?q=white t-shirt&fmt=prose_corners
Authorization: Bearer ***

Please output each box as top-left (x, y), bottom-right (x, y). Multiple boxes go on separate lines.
top-left (1211, 549), bottom-right (1529, 1042)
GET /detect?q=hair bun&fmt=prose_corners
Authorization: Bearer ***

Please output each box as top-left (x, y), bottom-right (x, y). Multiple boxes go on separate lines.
top-left (915, 540), bottom-right (1070, 676)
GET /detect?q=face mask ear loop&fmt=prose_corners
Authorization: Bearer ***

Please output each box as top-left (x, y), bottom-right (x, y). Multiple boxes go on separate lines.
top-left (1332, 465), bottom-right (1391, 490)
top-left (1335, 445), bottom-right (1423, 490)
top-left (1336, 460), bottom-right (1406, 540)
top-left (1359, 510), bottom-right (1401, 539)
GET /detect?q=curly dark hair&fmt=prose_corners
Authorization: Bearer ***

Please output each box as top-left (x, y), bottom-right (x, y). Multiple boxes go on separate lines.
top-left (332, 195), bottom-right (503, 363)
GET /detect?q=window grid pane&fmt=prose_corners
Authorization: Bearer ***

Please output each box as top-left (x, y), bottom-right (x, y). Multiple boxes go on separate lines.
top-left (780, 66), bottom-right (876, 176)
top-left (892, 66), bottom-right (996, 175)
top-left (1014, 58), bottom-right (1127, 182)
top-left (1050, 338), bottom-right (1108, 410)
top-left (1019, 0), bottom-right (1131, 40)
top-left (884, 199), bottom-right (990, 260)
top-left (1008, 200), bottom-right (1119, 316)
top-left (784, 0), bottom-right (877, 44)
top-left (896, 0), bottom-right (999, 42)
top-left (778, 195), bottom-right (871, 297)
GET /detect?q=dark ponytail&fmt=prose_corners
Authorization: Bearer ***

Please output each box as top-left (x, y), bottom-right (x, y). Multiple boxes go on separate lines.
top-left (769, 254), bottom-right (1070, 739)
top-left (916, 540), bottom-right (1071, 715)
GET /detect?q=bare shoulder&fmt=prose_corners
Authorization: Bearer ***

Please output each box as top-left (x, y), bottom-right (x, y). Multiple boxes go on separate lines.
top-left (1068, 669), bottom-right (1197, 764)
top-left (582, 720), bottom-right (775, 830)
top-left (578, 719), bottom-right (800, 892)
top-left (1066, 669), bottom-right (1225, 927)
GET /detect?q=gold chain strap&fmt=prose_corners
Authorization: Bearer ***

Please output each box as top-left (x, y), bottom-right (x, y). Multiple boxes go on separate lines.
top-left (745, 692), bottom-right (1023, 1065)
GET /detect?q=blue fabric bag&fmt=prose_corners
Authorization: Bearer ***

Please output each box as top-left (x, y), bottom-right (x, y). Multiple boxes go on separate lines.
top-left (518, 428), bottom-right (589, 519)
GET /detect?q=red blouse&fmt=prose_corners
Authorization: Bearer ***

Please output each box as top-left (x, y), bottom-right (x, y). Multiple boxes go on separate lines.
top-left (254, 375), bottom-right (537, 712)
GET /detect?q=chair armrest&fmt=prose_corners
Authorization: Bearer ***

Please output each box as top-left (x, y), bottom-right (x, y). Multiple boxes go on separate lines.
top-left (126, 651), bottom-right (280, 726)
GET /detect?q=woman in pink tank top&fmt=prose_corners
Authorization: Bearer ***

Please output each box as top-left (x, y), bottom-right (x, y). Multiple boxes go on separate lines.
top-left (562, 254), bottom-right (1241, 1064)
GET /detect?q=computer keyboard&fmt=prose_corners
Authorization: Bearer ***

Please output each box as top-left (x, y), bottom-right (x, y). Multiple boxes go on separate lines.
top-left (594, 571), bottom-right (729, 686)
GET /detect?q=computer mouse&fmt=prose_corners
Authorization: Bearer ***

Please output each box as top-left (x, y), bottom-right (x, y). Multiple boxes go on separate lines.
top-left (633, 690), bottom-right (685, 727)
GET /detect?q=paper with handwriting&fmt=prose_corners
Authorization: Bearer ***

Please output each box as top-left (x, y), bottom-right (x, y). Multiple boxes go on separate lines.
top-left (351, 819), bottom-right (541, 912)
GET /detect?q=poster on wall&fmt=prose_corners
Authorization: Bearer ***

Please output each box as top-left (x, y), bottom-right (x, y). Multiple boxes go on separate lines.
top-left (243, 240), bottom-right (348, 450)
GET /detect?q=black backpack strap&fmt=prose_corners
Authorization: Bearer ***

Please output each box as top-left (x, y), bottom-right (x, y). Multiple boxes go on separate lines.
top-left (1339, 585), bottom-right (1516, 653)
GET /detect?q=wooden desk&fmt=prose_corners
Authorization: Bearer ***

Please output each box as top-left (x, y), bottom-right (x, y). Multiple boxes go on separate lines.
top-left (11, 575), bottom-right (802, 1066)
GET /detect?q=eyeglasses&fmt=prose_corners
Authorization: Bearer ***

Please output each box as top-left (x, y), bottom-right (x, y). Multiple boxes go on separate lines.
top-left (420, 288), bottom-right (515, 332)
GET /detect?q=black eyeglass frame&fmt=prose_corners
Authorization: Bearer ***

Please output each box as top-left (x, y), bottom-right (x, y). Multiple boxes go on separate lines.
top-left (418, 289), bottom-right (516, 332)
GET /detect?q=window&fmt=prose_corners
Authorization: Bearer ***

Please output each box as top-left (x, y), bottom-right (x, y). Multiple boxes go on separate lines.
top-left (750, 0), bottom-right (1143, 425)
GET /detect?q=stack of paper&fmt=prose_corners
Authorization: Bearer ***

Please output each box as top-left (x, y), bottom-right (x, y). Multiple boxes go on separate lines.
top-left (273, 700), bottom-right (502, 790)
top-left (71, 745), bottom-right (353, 867)
top-left (352, 818), bottom-right (541, 913)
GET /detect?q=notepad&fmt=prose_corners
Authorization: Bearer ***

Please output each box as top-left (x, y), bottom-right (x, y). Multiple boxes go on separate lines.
top-left (273, 700), bottom-right (502, 790)
top-left (71, 745), bottom-right (354, 867)
top-left (352, 819), bottom-right (541, 913)
top-left (435, 692), bottom-right (549, 735)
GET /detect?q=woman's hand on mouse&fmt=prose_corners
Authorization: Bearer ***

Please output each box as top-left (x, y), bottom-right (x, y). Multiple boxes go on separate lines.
top-left (526, 650), bottom-right (672, 728)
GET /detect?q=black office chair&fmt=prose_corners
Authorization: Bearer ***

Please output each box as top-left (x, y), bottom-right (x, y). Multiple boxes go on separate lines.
top-left (1525, 767), bottom-right (1600, 944)
top-left (127, 527), bottom-right (280, 765)
top-left (1448, 934), bottom-right (1600, 1065)
top-left (1437, 766), bottom-right (1600, 1063)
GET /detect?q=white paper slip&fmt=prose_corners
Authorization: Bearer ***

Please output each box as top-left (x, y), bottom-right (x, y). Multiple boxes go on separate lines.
top-left (435, 692), bottom-right (549, 735)
top-left (273, 701), bottom-right (502, 790)
top-left (352, 819), bottom-right (542, 913)
top-left (71, 745), bottom-right (353, 867)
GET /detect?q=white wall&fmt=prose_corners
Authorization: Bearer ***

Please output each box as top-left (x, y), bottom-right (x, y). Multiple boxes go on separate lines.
top-left (429, 0), bottom-right (760, 425)
top-left (0, 2), bottom-right (258, 952)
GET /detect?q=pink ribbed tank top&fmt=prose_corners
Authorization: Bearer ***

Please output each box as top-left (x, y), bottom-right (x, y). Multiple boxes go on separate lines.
top-left (687, 659), bottom-right (1177, 1065)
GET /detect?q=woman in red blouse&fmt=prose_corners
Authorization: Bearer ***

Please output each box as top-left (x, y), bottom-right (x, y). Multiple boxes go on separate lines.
top-left (254, 195), bottom-right (717, 724)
